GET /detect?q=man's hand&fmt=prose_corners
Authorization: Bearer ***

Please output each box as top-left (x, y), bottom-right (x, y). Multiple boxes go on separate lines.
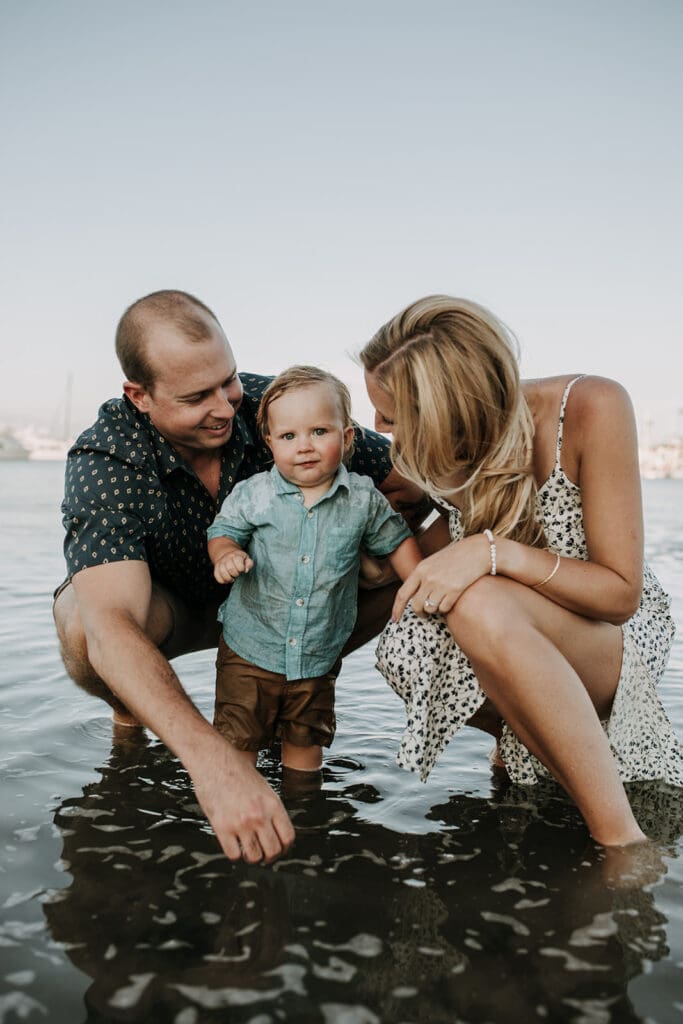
top-left (190, 735), bottom-right (295, 864)
top-left (358, 551), bottom-right (398, 590)
top-left (70, 561), bottom-right (293, 865)
top-left (213, 549), bottom-right (254, 583)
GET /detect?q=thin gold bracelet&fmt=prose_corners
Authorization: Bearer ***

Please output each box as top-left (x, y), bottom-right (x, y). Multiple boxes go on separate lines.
top-left (532, 551), bottom-right (561, 589)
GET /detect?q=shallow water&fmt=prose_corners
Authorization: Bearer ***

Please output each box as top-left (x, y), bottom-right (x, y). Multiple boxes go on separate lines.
top-left (1, 463), bottom-right (682, 1024)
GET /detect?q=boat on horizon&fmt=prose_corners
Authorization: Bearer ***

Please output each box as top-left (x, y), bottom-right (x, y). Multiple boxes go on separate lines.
top-left (0, 430), bottom-right (30, 460)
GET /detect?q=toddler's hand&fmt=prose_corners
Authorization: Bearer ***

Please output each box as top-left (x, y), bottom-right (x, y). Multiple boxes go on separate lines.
top-left (214, 551), bottom-right (254, 583)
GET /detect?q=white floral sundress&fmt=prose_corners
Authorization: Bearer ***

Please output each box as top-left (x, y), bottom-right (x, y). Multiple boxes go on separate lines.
top-left (377, 377), bottom-right (683, 786)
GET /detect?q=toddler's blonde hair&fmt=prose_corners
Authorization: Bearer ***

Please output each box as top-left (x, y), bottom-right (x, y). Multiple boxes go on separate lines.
top-left (257, 365), bottom-right (355, 461)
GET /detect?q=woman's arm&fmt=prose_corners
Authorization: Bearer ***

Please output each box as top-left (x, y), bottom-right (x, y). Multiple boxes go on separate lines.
top-left (498, 377), bottom-right (643, 623)
top-left (392, 378), bottom-right (644, 625)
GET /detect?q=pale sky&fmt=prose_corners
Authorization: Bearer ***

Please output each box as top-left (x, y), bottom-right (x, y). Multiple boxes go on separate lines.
top-left (1, 0), bottom-right (681, 442)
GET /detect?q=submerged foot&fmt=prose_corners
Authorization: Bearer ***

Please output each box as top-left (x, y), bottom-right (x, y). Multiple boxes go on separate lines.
top-left (488, 742), bottom-right (506, 771)
top-left (112, 705), bottom-right (143, 728)
top-left (599, 837), bottom-right (668, 889)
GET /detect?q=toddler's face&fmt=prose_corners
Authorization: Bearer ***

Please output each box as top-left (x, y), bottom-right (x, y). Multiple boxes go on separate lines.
top-left (265, 382), bottom-right (354, 493)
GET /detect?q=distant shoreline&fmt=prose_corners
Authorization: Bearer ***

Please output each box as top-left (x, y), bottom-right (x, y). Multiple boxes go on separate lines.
top-left (2, 429), bottom-right (682, 480)
top-left (639, 442), bottom-right (683, 480)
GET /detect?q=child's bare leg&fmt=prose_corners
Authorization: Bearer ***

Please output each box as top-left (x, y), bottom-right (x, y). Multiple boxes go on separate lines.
top-left (448, 576), bottom-right (646, 848)
top-left (281, 741), bottom-right (322, 772)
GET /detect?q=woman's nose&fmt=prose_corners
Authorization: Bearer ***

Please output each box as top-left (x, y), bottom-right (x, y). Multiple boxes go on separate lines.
top-left (374, 412), bottom-right (391, 434)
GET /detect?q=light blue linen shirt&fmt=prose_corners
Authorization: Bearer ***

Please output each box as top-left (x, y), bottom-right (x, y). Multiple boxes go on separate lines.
top-left (207, 464), bottom-right (412, 680)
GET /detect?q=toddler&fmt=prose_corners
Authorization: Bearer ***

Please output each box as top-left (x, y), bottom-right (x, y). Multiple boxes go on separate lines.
top-left (207, 365), bottom-right (421, 772)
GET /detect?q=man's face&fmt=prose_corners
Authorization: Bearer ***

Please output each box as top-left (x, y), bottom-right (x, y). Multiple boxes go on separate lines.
top-left (124, 319), bottom-right (243, 461)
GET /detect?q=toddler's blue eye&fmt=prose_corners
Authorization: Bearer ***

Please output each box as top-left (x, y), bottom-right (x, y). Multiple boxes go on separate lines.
top-left (313, 428), bottom-right (327, 436)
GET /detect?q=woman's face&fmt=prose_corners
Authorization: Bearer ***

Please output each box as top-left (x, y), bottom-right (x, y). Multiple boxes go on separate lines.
top-left (364, 369), bottom-right (397, 435)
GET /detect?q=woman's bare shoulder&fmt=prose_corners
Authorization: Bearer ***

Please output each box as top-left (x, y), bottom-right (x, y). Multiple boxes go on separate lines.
top-left (525, 374), bottom-right (633, 423)
top-left (525, 375), bottom-right (635, 481)
top-left (564, 375), bottom-right (634, 427)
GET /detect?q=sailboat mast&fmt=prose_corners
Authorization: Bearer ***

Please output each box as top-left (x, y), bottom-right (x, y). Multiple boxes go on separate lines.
top-left (63, 372), bottom-right (73, 441)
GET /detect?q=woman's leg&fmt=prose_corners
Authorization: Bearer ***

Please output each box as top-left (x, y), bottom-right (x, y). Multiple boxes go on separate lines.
top-left (447, 576), bottom-right (645, 847)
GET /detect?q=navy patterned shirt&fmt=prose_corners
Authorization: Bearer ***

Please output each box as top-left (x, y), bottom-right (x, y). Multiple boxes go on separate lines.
top-left (61, 373), bottom-right (394, 607)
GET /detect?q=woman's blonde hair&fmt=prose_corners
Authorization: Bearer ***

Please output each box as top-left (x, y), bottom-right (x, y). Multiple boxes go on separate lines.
top-left (360, 296), bottom-right (544, 546)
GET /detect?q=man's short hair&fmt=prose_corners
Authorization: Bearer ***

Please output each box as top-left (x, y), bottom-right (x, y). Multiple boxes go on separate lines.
top-left (115, 290), bottom-right (221, 390)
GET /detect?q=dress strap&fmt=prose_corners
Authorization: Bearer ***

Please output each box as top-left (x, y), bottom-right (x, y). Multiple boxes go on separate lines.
top-left (554, 375), bottom-right (586, 463)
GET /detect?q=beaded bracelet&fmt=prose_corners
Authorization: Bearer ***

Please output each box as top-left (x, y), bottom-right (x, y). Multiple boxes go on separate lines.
top-left (532, 551), bottom-right (561, 589)
top-left (483, 529), bottom-right (497, 576)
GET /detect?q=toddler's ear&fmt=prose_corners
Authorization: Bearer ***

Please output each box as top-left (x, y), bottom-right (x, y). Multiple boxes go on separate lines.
top-left (343, 425), bottom-right (355, 451)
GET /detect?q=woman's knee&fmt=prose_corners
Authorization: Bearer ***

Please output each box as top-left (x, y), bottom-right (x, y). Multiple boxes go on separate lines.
top-left (447, 576), bottom-right (522, 656)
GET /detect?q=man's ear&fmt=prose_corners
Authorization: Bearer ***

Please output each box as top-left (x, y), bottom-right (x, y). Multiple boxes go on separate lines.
top-left (123, 381), bottom-right (151, 413)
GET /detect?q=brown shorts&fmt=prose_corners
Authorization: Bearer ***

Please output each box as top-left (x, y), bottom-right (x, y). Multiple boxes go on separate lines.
top-left (214, 636), bottom-right (340, 751)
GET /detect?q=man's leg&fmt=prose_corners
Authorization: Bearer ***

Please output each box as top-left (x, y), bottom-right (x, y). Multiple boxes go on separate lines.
top-left (53, 579), bottom-right (220, 723)
top-left (342, 580), bottom-right (400, 656)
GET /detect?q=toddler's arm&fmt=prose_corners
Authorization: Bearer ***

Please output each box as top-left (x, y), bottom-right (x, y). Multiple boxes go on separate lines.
top-left (209, 536), bottom-right (254, 583)
top-left (388, 536), bottom-right (422, 582)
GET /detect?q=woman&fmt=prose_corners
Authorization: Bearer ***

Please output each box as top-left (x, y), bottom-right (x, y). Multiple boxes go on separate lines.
top-left (360, 295), bottom-right (681, 848)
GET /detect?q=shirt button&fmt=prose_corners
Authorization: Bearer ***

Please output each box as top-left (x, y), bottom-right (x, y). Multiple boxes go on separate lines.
top-left (296, 494), bottom-right (303, 501)
top-left (301, 555), bottom-right (310, 563)
top-left (288, 637), bottom-right (297, 646)
top-left (307, 510), bottom-right (314, 518)
top-left (295, 598), bottom-right (304, 606)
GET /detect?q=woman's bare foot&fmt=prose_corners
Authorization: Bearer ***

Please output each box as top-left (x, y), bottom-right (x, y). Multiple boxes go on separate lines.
top-left (488, 742), bottom-right (506, 771)
top-left (600, 837), bottom-right (667, 889)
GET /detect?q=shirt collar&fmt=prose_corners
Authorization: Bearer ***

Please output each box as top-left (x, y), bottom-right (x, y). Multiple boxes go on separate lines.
top-left (121, 395), bottom-right (257, 477)
top-left (271, 463), bottom-right (351, 501)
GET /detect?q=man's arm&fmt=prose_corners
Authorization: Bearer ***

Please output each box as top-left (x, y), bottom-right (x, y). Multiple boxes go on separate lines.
top-left (378, 466), bottom-right (431, 531)
top-left (71, 560), bottom-right (294, 863)
top-left (355, 465), bottom-right (431, 590)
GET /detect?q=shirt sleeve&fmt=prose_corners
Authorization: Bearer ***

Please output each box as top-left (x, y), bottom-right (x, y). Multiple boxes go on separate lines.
top-left (361, 484), bottom-right (413, 558)
top-left (207, 479), bottom-right (256, 548)
top-left (348, 426), bottom-right (393, 486)
top-left (61, 448), bottom-right (150, 576)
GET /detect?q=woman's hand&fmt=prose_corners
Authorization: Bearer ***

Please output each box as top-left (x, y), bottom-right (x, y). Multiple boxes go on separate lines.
top-left (392, 534), bottom-right (490, 621)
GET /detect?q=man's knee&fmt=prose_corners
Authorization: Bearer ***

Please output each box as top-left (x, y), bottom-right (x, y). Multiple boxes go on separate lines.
top-left (343, 581), bottom-right (400, 656)
top-left (53, 584), bottom-right (116, 706)
top-left (53, 585), bottom-right (90, 681)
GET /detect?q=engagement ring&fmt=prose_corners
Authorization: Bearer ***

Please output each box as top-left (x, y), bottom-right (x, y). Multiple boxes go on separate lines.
top-left (424, 598), bottom-right (437, 608)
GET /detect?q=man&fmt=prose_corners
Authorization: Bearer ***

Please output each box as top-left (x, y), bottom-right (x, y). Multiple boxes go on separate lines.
top-left (54, 290), bottom-right (424, 865)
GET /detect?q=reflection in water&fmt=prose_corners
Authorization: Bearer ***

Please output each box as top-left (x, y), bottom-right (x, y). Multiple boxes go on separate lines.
top-left (44, 732), bottom-right (683, 1023)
